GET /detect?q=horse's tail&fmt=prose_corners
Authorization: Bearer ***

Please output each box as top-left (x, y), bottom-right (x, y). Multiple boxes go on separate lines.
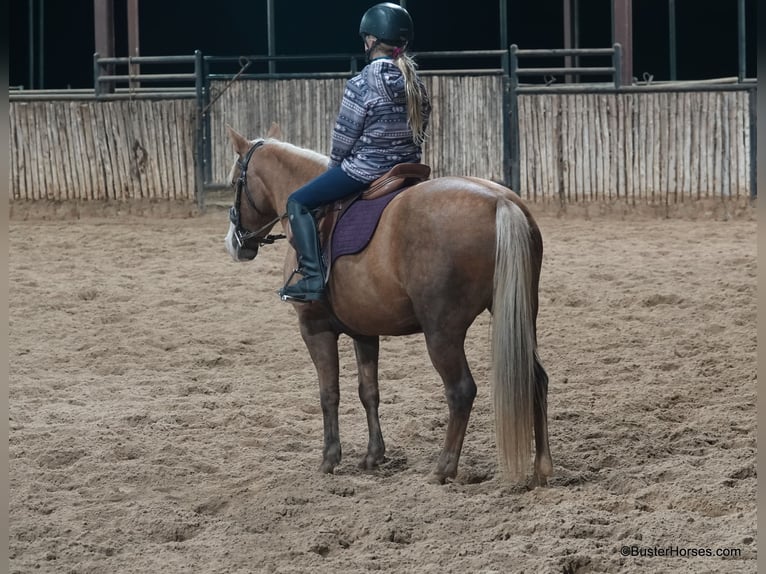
top-left (491, 197), bottom-right (536, 480)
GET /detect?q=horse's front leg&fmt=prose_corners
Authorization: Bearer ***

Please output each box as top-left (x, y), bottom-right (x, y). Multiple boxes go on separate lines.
top-left (353, 335), bottom-right (385, 469)
top-left (298, 315), bottom-right (342, 473)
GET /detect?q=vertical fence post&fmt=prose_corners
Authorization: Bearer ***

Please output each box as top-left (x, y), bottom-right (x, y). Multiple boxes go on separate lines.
top-left (93, 0), bottom-right (115, 94)
top-left (194, 50), bottom-right (206, 210)
top-left (38, 0), bottom-right (45, 88)
top-left (501, 46), bottom-right (512, 189)
top-left (509, 44), bottom-right (520, 195)
top-left (612, 0), bottom-right (632, 86)
top-left (203, 55), bottom-right (213, 185)
top-left (267, 0), bottom-right (276, 76)
top-left (499, 0), bottom-right (508, 54)
top-left (28, 0), bottom-right (34, 89)
top-left (613, 43), bottom-right (622, 88)
top-left (127, 0), bottom-right (140, 89)
top-left (669, 0), bottom-right (677, 81)
top-left (93, 53), bottom-right (101, 97)
top-left (563, 0), bottom-right (572, 81)
top-left (499, 0), bottom-right (512, 188)
top-left (737, 0), bottom-right (747, 82)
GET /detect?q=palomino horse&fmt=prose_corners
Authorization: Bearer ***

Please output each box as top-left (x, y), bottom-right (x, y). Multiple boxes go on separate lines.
top-left (224, 123), bottom-right (552, 485)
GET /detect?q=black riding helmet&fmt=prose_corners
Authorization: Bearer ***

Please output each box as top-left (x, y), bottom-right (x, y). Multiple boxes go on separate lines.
top-left (359, 2), bottom-right (414, 47)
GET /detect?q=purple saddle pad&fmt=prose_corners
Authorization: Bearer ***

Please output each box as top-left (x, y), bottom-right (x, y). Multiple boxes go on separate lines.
top-left (330, 191), bottom-right (402, 265)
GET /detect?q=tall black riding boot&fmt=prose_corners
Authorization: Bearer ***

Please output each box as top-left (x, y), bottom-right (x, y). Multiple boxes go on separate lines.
top-left (279, 201), bottom-right (326, 302)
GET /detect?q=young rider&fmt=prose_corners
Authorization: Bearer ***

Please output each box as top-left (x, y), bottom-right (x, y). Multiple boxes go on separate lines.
top-left (279, 2), bottom-right (431, 302)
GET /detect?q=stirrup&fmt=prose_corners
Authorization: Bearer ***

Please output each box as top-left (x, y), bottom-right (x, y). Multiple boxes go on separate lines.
top-left (279, 291), bottom-right (323, 303)
top-left (279, 287), bottom-right (324, 302)
top-left (278, 268), bottom-right (324, 302)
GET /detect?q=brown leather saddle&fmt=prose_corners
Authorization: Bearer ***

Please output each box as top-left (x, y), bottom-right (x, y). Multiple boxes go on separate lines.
top-left (321, 162), bottom-right (430, 273)
top-left (287, 163), bottom-right (431, 278)
top-left (357, 162), bottom-right (432, 202)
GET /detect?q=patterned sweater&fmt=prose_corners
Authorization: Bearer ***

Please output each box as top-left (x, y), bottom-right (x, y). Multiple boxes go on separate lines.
top-left (328, 58), bottom-right (431, 183)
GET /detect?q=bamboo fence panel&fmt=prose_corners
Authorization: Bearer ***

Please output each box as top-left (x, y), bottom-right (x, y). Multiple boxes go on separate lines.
top-left (110, 102), bottom-right (128, 200)
top-left (208, 78), bottom-right (345, 183)
top-left (8, 81), bottom-right (753, 207)
top-left (34, 105), bottom-right (47, 198)
top-left (207, 75), bottom-right (505, 185)
top-left (648, 94), bottom-right (656, 200)
top-left (733, 93), bottom-right (741, 195)
top-left (72, 105), bottom-right (90, 199)
top-left (580, 95), bottom-right (590, 201)
top-left (659, 92), bottom-right (669, 202)
top-left (48, 104), bottom-right (62, 198)
top-left (614, 92), bottom-right (623, 200)
top-left (9, 106), bottom-right (18, 199)
top-left (9, 99), bottom-right (197, 202)
top-left (516, 90), bottom-right (751, 204)
top-left (561, 94), bottom-right (571, 202)
top-left (712, 93), bottom-right (721, 198)
top-left (703, 94), bottom-right (712, 197)
top-left (668, 92), bottom-right (678, 200)
top-left (82, 105), bottom-right (99, 199)
top-left (12, 108), bottom-right (23, 199)
top-left (544, 96), bottom-right (556, 202)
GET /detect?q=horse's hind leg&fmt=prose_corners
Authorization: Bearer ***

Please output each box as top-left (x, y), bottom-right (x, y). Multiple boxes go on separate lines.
top-left (423, 329), bottom-right (477, 484)
top-left (353, 336), bottom-right (385, 469)
top-left (533, 353), bottom-right (553, 486)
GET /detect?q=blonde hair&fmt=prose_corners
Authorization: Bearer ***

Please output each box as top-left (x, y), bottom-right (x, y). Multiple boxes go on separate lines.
top-left (374, 39), bottom-right (428, 146)
top-left (394, 51), bottom-right (428, 146)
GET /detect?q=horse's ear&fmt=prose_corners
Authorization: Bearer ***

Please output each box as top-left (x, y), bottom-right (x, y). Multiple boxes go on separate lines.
top-left (225, 123), bottom-right (251, 156)
top-left (266, 122), bottom-right (283, 140)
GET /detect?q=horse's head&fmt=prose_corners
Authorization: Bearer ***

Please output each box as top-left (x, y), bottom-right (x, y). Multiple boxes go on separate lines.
top-left (224, 123), bottom-right (285, 262)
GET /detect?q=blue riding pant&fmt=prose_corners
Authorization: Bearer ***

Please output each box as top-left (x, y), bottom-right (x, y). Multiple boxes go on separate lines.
top-left (288, 166), bottom-right (367, 210)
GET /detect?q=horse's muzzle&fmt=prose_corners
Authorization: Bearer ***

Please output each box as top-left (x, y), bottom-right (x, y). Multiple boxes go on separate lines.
top-left (237, 241), bottom-right (259, 261)
top-left (225, 221), bottom-right (259, 261)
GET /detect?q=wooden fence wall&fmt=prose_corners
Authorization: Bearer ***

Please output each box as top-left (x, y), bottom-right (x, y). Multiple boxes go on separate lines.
top-left (518, 90), bottom-right (753, 205)
top-left (8, 78), bottom-right (754, 208)
top-left (208, 75), bottom-right (505, 185)
top-left (9, 99), bottom-right (197, 202)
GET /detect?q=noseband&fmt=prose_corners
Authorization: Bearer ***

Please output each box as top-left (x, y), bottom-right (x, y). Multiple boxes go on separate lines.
top-left (229, 139), bottom-right (286, 250)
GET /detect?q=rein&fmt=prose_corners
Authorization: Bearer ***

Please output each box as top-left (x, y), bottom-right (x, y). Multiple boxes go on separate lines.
top-left (229, 140), bottom-right (286, 248)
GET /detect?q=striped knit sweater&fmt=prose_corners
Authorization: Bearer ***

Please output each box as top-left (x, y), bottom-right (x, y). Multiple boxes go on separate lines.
top-left (328, 57), bottom-right (431, 183)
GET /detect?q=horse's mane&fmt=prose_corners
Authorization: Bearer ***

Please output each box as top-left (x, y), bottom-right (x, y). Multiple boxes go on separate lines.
top-left (228, 138), bottom-right (329, 185)
top-left (267, 140), bottom-right (329, 168)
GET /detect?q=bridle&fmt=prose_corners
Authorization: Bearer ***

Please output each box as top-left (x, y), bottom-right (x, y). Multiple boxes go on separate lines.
top-left (228, 139), bottom-right (286, 251)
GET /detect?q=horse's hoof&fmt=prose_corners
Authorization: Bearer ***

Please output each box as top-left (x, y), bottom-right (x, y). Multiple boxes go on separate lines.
top-left (427, 472), bottom-right (455, 485)
top-left (319, 461), bottom-right (336, 474)
top-left (528, 470), bottom-right (551, 488)
top-left (530, 476), bottom-right (548, 488)
top-left (359, 454), bottom-right (384, 471)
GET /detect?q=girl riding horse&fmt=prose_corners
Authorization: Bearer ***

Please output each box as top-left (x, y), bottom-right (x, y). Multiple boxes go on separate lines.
top-left (279, 2), bottom-right (432, 302)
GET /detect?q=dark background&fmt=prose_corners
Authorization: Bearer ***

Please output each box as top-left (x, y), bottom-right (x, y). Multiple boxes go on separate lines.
top-left (9, 0), bottom-right (757, 89)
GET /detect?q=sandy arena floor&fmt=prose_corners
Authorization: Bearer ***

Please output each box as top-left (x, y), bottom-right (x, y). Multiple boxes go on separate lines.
top-left (9, 207), bottom-right (757, 573)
